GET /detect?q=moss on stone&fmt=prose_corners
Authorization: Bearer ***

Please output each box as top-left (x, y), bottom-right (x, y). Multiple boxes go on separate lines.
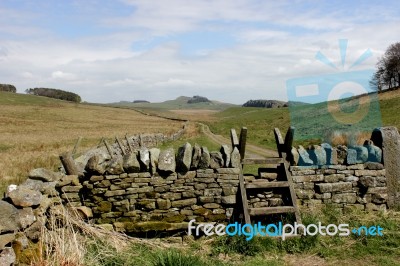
top-left (115, 221), bottom-right (188, 233)
top-left (162, 214), bottom-right (186, 223)
top-left (193, 208), bottom-right (211, 216)
top-left (207, 214), bottom-right (226, 222)
top-left (97, 201), bottom-right (112, 212)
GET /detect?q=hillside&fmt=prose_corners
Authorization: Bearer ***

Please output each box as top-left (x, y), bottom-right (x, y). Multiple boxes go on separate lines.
top-left (111, 96), bottom-right (236, 110)
top-left (0, 92), bottom-right (183, 193)
top-left (243, 99), bottom-right (287, 108)
top-left (207, 89), bottom-right (400, 150)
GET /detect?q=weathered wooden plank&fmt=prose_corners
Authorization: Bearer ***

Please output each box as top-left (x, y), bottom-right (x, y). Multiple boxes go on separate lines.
top-left (281, 154), bottom-right (302, 224)
top-left (239, 127), bottom-right (247, 160)
top-left (259, 172), bottom-right (278, 179)
top-left (97, 137), bottom-right (105, 148)
top-left (245, 181), bottom-right (289, 189)
top-left (239, 164), bottom-right (251, 225)
top-left (139, 134), bottom-right (143, 147)
top-left (284, 126), bottom-right (295, 153)
top-left (230, 128), bottom-right (239, 149)
top-left (249, 206), bottom-right (295, 216)
top-left (274, 128), bottom-right (284, 157)
top-left (242, 158), bottom-right (283, 165)
top-left (72, 136), bottom-right (82, 156)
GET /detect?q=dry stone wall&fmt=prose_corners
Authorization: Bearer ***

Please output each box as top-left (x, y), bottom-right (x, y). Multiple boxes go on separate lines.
top-left (75, 143), bottom-right (242, 234)
top-left (289, 131), bottom-right (388, 212)
top-left (291, 163), bottom-right (387, 212)
top-left (1, 126), bottom-right (398, 265)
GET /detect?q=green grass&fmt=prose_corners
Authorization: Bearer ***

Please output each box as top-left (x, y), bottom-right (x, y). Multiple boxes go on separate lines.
top-left (207, 90), bottom-right (400, 149)
top-left (158, 124), bottom-right (222, 152)
top-left (110, 96), bottom-right (236, 111)
top-left (159, 134), bottom-right (221, 152)
top-left (208, 106), bottom-right (289, 150)
top-left (0, 91), bottom-right (69, 106)
top-left (208, 206), bottom-right (400, 265)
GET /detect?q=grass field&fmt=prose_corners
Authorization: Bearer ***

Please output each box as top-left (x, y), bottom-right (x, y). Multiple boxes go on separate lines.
top-left (206, 90), bottom-right (400, 150)
top-left (2, 90), bottom-right (400, 265)
top-left (0, 92), bottom-right (183, 193)
top-left (34, 203), bottom-right (400, 266)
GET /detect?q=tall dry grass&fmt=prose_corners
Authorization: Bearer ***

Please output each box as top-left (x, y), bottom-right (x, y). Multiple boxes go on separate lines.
top-left (326, 131), bottom-right (372, 146)
top-left (0, 94), bottom-right (183, 193)
top-left (30, 202), bottom-right (161, 266)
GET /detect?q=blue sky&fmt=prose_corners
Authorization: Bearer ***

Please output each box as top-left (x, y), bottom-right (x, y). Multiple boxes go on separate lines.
top-left (0, 0), bottom-right (399, 103)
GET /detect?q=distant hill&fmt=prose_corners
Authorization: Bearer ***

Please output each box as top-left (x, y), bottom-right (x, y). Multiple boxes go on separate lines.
top-left (187, 95), bottom-right (210, 104)
top-left (243, 99), bottom-right (287, 108)
top-left (110, 96), bottom-right (236, 110)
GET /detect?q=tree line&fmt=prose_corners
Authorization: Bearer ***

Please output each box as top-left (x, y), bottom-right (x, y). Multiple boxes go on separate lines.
top-left (0, 84), bottom-right (17, 93)
top-left (371, 42), bottom-right (400, 91)
top-left (25, 88), bottom-right (82, 103)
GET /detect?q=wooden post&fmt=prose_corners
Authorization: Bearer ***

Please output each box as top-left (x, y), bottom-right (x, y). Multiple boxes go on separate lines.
top-left (125, 134), bottom-right (133, 153)
top-left (72, 136), bottom-right (83, 156)
top-left (139, 134), bottom-right (143, 147)
top-left (230, 129), bottom-right (239, 150)
top-left (274, 128), bottom-right (284, 158)
top-left (284, 127), bottom-right (295, 154)
top-left (60, 152), bottom-right (81, 176)
top-left (115, 137), bottom-right (126, 155)
top-left (97, 137), bottom-right (105, 148)
top-left (239, 127), bottom-right (247, 160)
top-left (103, 139), bottom-right (114, 159)
top-left (284, 126), bottom-right (295, 162)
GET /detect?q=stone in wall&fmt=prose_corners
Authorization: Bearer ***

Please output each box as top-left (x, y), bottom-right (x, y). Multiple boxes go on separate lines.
top-left (149, 148), bottom-right (160, 174)
top-left (321, 143), bottom-right (337, 165)
top-left (176, 143), bottom-right (192, 173)
top-left (158, 148), bottom-right (176, 174)
top-left (290, 146), bottom-right (299, 166)
top-left (297, 145), bottom-right (313, 166)
top-left (210, 152), bottom-right (224, 169)
top-left (364, 140), bottom-right (382, 163)
top-left (198, 147), bottom-right (210, 169)
top-left (139, 148), bottom-right (150, 171)
top-left (29, 168), bottom-right (61, 182)
top-left (220, 145), bottom-right (231, 167)
top-left (85, 155), bottom-right (106, 175)
top-left (191, 144), bottom-right (201, 169)
top-left (309, 145), bottom-right (326, 166)
top-left (347, 146), bottom-right (368, 165)
top-left (123, 152), bottom-right (141, 173)
top-left (230, 147), bottom-right (241, 168)
top-left (106, 156), bottom-right (124, 175)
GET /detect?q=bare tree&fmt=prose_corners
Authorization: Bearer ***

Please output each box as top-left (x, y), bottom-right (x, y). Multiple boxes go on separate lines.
top-left (372, 42), bottom-right (400, 91)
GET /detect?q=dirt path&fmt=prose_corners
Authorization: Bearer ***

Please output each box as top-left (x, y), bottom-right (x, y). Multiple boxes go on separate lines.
top-left (198, 122), bottom-right (278, 159)
top-left (130, 107), bottom-right (278, 158)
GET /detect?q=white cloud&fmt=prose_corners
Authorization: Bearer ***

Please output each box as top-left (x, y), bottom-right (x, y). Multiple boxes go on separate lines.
top-left (0, 1), bottom-right (399, 104)
top-left (51, 71), bottom-right (77, 80)
top-left (154, 78), bottom-right (195, 87)
top-left (21, 71), bottom-right (34, 79)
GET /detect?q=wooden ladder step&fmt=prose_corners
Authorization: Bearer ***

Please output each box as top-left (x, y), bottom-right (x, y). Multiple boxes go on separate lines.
top-left (249, 206), bottom-right (296, 216)
top-left (242, 158), bottom-right (283, 165)
top-left (259, 172), bottom-right (278, 179)
top-left (246, 181), bottom-right (289, 189)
